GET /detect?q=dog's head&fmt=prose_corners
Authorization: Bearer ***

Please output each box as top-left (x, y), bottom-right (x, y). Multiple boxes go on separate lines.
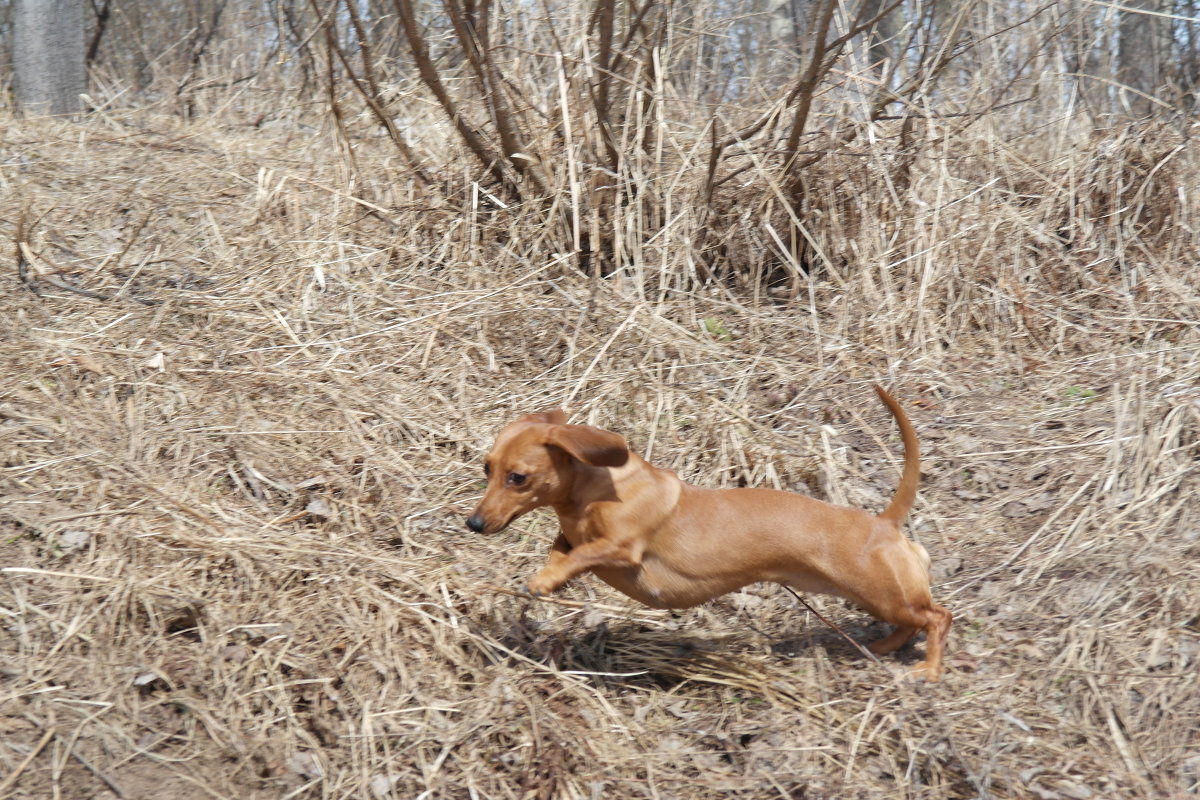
top-left (465, 410), bottom-right (629, 534)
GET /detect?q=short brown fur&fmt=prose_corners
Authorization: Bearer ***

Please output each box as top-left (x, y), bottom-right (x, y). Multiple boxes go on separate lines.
top-left (466, 385), bottom-right (952, 680)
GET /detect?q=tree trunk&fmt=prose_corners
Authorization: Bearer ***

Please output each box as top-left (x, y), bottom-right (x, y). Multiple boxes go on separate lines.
top-left (1118, 0), bottom-right (1171, 116)
top-left (13, 0), bottom-right (86, 116)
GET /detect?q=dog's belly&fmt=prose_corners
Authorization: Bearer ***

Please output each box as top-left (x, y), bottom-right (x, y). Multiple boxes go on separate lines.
top-left (588, 543), bottom-right (853, 609)
top-left (589, 560), bottom-right (760, 609)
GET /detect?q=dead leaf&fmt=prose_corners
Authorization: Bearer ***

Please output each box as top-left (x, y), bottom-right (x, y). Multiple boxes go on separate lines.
top-left (932, 557), bottom-right (963, 580)
top-left (947, 653), bottom-right (979, 672)
top-left (1001, 501), bottom-right (1029, 517)
top-left (133, 671), bottom-right (168, 693)
top-left (288, 750), bottom-right (323, 779)
top-left (220, 644), bottom-right (249, 664)
top-left (1052, 780), bottom-right (1094, 799)
top-left (1023, 492), bottom-right (1056, 512)
top-left (57, 528), bottom-right (92, 552)
top-left (1013, 641), bottom-right (1046, 659)
top-left (306, 496), bottom-right (334, 519)
top-left (370, 773), bottom-right (401, 798)
top-left (582, 607), bottom-right (606, 628)
top-left (47, 354), bottom-right (106, 375)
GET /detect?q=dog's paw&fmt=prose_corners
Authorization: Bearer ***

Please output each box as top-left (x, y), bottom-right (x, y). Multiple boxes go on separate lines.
top-left (910, 660), bottom-right (942, 683)
top-left (526, 576), bottom-right (556, 597)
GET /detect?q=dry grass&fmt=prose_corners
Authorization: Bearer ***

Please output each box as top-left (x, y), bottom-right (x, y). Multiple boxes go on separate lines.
top-left (1, 106), bottom-right (1198, 800)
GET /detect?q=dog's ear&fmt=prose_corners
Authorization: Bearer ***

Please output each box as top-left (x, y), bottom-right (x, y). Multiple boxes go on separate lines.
top-left (519, 409), bottom-right (568, 425)
top-left (545, 424), bottom-right (629, 468)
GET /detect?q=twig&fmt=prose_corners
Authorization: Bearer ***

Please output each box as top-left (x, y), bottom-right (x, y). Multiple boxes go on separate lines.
top-left (17, 240), bottom-right (160, 305)
top-left (18, 717), bottom-right (127, 798)
top-left (0, 727), bottom-right (56, 796)
top-left (65, 741), bottom-right (127, 798)
top-left (112, 209), bottom-right (153, 269)
top-left (781, 586), bottom-right (883, 665)
top-left (18, 242), bottom-right (110, 300)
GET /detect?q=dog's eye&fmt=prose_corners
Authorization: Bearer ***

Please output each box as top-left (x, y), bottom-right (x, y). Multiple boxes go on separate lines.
top-left (483, 462), bottom-right (491, 478)
top-left (508, 472), bottom-right (527, 486)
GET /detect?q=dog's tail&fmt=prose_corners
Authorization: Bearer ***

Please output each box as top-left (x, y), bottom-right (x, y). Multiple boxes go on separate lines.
top-left (874, 384), bottom-right (920, 524)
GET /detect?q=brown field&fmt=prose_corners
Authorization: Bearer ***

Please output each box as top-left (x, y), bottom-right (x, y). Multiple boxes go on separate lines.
top-left (2, 109), bottom-right (1198, 800)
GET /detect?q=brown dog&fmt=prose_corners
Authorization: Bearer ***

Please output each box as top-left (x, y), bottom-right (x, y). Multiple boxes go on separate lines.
top-left (466, 385), bottom-right (952, 680)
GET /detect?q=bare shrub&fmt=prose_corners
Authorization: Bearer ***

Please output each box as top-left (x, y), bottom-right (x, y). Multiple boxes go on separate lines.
top-left (1, 2), bottom-right (1198, 798)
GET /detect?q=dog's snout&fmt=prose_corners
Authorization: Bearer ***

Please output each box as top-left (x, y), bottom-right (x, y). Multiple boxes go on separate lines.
top-left (466, 514), bottom-right (486, 533)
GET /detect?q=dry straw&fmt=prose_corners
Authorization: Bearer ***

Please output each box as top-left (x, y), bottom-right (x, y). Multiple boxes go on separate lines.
top-left (2, 4), bottom-right (1199, 797)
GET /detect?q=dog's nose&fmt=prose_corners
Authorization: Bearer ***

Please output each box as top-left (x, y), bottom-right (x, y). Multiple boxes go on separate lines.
top-left (465, 514), bottom-right (486, 533)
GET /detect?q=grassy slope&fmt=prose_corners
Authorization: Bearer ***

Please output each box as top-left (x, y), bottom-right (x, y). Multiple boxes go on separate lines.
top-left (1, 111), bottom-right (1197, 799)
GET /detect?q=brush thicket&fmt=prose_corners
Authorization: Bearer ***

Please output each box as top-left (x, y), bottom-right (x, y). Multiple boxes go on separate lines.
top-left (2, 1), bottom-right (1198, 796)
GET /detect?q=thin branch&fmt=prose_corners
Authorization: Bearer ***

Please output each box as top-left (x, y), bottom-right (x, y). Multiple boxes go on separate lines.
top-left (85, 0), bottom-right (114, 66)
top-left (781, 586), bottom-right (884, 666)
top-left (337, 0), bottom-right (432, 182)
top-left (393, 0), bottom-right (514, 191)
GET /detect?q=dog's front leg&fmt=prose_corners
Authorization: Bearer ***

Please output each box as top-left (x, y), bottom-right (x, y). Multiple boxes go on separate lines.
top-left (528, 538), bottom-right (639, 596)
top-left (544, 533), bottom-right (571, 569)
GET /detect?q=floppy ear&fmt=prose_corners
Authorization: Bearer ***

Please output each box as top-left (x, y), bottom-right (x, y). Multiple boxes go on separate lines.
top-left (519, 409), bottom-right (568, 425)
top-left (544, 424), bottom-right (629, 467)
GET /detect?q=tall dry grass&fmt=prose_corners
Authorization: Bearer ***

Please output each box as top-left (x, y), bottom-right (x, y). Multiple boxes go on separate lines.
top-left (2, 1), bottom-right (1199, 798)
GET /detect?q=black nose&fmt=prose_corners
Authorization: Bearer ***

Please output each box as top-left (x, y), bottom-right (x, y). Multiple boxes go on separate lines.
top-left (466, 515), bottom-right (486, 533)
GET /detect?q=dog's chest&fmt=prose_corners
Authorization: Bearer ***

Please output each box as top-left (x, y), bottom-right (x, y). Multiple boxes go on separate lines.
top-left (556, 510), bottom-right (604, 547)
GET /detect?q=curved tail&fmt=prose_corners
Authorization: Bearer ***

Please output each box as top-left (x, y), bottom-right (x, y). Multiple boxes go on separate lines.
top-left (873, 384), bottom-right (920, 524)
